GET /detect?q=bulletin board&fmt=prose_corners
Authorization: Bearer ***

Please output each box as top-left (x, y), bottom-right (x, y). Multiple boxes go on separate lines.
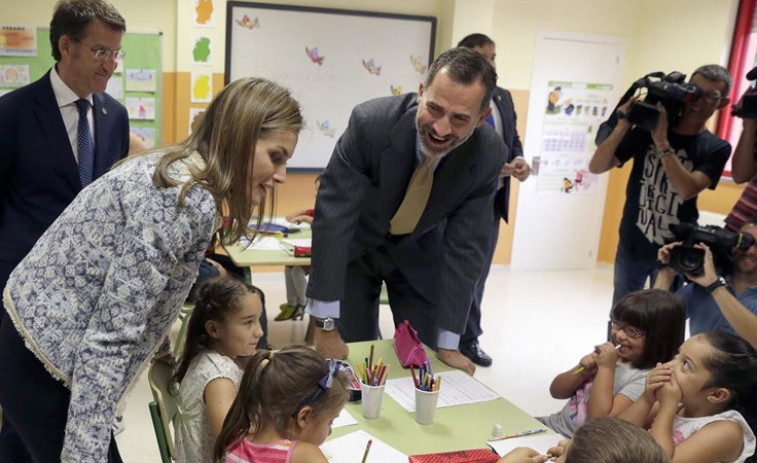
top-left (225, 2), bottom-right (436, 170)
top-left (0, 28), bottom-right (163, 147)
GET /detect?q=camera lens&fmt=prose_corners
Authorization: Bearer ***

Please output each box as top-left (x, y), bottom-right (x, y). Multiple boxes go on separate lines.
top-left (669, 247), bottom-right (705, 276)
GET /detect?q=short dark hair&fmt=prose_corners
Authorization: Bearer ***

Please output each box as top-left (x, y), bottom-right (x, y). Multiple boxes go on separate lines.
top-left (424, 47), bottom-right (497, 112)
top-left (611, 289), bottom-right (685, 369)
top-left (50, 0), bottom-right (126, 61)
top-left (457, 33), bottom-right (495, 49)
top-left (566, 417), bottom-right (670, 463)
top-left (691, 64), bottom-right (733, 96)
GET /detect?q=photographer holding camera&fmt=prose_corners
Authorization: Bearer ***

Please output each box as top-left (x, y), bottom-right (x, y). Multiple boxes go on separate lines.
top-left (654, 220), bottom-right (757, 348)
top-left (590, 65), bottom-right (732, 309)
top-left (725, 68), bottom-right (757, 231)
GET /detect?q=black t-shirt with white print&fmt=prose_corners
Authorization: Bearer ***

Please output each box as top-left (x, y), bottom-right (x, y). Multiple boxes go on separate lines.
top-left (615, 127), bottom-right (730, 262)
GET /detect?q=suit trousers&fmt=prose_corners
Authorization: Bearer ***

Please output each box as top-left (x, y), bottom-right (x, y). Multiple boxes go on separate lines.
top-left (461, 213), bottom-right (501, 345)
top-left (336, 246), bottom-right (438, 349)
top-left (0, 317), bottom-right (123, 463)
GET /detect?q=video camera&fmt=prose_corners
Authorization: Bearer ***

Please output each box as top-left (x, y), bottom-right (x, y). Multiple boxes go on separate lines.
top-left (732, 66), bottom-right (757, 119)
top-left (667, 223), bottom-right (755, 276)
top-left (596, 71), bottom-right (700, 145)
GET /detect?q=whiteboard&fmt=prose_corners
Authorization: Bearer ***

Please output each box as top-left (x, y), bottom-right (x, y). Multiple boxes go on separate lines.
top-left (225, 2), bottom-right (436, 169)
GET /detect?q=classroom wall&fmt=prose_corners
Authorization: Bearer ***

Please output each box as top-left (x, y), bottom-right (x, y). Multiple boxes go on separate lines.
top-left (0, 0), bottom-right (745, 266)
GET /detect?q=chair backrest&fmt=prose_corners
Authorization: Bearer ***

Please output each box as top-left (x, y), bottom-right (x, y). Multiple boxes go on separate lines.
top-left (173, 302), bottom-right (195, 357)
top-left (148, 360), bottom-right (179, 460)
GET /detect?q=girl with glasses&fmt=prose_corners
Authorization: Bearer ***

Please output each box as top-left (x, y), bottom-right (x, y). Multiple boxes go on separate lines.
top-left (215, 346), bottom-right (349, 462)
top-left (537, 289), bottom-right (685, 438)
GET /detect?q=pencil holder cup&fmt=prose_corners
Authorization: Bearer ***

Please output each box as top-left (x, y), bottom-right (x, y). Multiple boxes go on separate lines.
top-left (361, 383), bottom-right (385, 420)
top-left (414, 388), bottom-right (440, 425)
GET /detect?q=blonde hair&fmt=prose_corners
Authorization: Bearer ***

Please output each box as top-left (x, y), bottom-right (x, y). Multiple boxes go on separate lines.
top-left (153, 77), bottom-right (303, 243)
top-left (566, 418), bottom-right (669, 463)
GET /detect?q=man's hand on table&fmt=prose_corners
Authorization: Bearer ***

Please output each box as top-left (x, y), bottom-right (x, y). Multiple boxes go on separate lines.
top-left (437, 348), bottom-right (476, 375)
top-left (314, 327), bottom-right (350, 360)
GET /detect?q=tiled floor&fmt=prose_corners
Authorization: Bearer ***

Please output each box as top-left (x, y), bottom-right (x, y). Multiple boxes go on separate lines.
top-left (116, 264), bottom-right (617, 461)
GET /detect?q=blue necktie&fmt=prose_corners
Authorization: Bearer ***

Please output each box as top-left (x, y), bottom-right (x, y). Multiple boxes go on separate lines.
top-left (75, 99), bottom-right (94, 187)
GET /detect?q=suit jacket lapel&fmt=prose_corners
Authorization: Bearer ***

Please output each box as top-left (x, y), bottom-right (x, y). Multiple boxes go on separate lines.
top-left (92, 92), bottom-right (110, 177)
top-left (384, 106), bottom-right (420, 220)
top-left (33, 74), bottom-right (81, 190)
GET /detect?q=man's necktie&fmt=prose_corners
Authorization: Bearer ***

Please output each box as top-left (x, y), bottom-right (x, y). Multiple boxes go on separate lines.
top-left (75, 98), bottom-right (94, 187)
top-left (389, 155), bottom-right (435, 235)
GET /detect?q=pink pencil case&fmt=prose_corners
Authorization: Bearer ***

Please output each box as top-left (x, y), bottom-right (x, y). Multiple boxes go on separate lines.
top-left (394, 320), bottom-right (429, 368)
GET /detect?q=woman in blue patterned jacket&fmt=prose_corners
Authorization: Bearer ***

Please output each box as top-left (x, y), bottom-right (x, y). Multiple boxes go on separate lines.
top-left (0, 77), bottom-right (303, 463)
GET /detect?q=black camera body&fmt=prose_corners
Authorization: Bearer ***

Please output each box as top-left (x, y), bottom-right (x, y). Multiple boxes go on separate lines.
top-left (732, 66), bottom-right (757, 119)
top-left (626, 72), bottom-right (700, 131)
top-left (596, 71), bottom-right (700, 145)
top-left (668, 223), bottom-right (755, 276)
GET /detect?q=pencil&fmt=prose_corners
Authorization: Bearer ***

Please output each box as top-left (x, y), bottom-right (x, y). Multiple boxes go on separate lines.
top-left (488, 428), bottom-right (547, 441)
top-left (368, 345), bottom-right (375, 372)
top-left (572, 345), bottom-right (621, 375)
top-left (361, 439), bottom-right (373, 463)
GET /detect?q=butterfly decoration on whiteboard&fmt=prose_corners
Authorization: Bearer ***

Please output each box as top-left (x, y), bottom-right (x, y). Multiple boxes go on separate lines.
top-left (362, 59), bottom-right (381, 76)
top-left (410, 55), bottom-right (426, 74)
top-left (316, 120), bottom-right (336, 137)
top-left (236, 14), bottom-right (259, 29)
top-left (305, 47), bottom-right (325, 65)
top-left (390, 85), bottom-right (402, 96)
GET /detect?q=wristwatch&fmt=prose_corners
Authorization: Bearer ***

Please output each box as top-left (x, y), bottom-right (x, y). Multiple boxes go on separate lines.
top-left (658, 147), bottom-right (676, 158)
top-left (704, 276), bottom-right (727, 293)
top-left (314, 317), bottom-right (336, 331)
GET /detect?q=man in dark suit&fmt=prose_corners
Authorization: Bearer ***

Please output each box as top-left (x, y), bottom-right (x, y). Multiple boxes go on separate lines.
top-left (306, 47), bottom-right (507, 374)
top-left (457, 33), bottom-right (531, 367)
top-left (0, 1), bottom-right (128, 459)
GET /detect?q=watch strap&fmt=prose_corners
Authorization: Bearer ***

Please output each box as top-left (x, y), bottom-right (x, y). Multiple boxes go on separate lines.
top-left (314, 317), bottom-right (335, 331)
top-left (704, 277), bottom-right (727, 293)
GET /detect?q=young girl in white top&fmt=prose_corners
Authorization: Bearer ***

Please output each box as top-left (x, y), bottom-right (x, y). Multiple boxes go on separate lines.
top-left (620, 331), bottom-right (757, 463)
top-left (539, 289), bottom-right (686, 437)
top-left (172, 276), bottom-right (264, 463)
top-left (215, 346), bottom-right (350, 463)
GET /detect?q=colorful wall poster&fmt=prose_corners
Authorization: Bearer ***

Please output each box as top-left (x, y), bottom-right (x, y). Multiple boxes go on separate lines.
top-left (105, 74), bottom-right (123, 100)
top-left (190, 71), bottom-right (212, 103)
top-left (125, 96), bottom-right (156, 120)
top-left (0, 26), bottom-right (37, 56)
top-left (125, 68), bottom-right (156, 92)
top-left (192, 35), bottom-right (212, 66)
top-left (188, 107), bottom-right (206, 135)
top-left (536, 80), bottom-right (612, 194)
top-left (0, 64), bottom-right (30, 87)
top-left (131, 127), bottom-right (156, 148)
top-left (194, 0), bottom-right (215, 27)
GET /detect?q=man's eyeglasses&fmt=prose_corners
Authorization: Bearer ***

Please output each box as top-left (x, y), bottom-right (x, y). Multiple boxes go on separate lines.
top-left (699, 92), bottom-right (722, 104)
top-left (79, 42), bottom-right (125, 61)
top-left (609, 320), bottom-right (644, 339)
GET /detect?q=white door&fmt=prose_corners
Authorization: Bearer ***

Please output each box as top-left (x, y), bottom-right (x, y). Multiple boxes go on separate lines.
top-left (511, 30), bottom-right (626, 270)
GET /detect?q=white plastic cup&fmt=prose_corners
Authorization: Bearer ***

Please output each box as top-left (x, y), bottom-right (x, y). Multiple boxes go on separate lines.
top-left (361, 383), bottom-right (385, 420)
top-left (414, 388), bottom-right (440, 425)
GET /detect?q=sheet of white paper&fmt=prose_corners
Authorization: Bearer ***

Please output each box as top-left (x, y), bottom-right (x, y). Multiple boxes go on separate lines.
top-left (488, 433), bottom-right (564, 457)
top-left (321, 430), bottom-right (406, 463)
top-left (268, 216), bottom-right (310, 229)
top-left (281, 238), bottom-right (312, 248)
top-left (238, 236), bottom-right (282, 250)
top-left (384, 370), bottom-right (500, 412)
top-left (331, 409), bottom-right (358, 429)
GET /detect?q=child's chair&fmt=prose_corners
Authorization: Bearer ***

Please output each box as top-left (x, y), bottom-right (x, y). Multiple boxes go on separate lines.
top-left (148, 360), bottom-right (178, 462)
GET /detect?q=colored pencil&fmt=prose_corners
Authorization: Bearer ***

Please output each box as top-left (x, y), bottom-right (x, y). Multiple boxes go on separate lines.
top-left (361, 439), bottom-right (373, 463)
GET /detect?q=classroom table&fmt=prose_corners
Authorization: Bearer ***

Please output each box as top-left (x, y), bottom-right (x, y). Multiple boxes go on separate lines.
top-left (330, 340), bottom-right (551, 456)
top-left (225, 227), bottom-right (312, 268)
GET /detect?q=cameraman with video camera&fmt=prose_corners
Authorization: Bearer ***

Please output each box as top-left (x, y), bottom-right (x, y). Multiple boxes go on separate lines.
top-left (654, 219), bottom-right (757, 347)
top-left (590, 65), bottom-right (732, 309)
top-left (725, 67), bottom-right (757, 231)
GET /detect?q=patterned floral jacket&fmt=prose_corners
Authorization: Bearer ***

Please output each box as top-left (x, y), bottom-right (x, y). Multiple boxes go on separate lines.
top-left (3, 151), bottom-right (218, 462)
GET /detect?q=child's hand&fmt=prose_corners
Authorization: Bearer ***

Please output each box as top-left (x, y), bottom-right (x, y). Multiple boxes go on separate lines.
top-left (497, 447), bottom-right (548, 463)
top-left (643, 362), bottom-right (672, 402)
top-left (546, 439), bottom-right (570, 461)
top-left (594, 342), bottom-right (618, 368)
top-left (578, 353), bottom-right (598, 375)
top-left (654, 368), bottom-right (681, 407)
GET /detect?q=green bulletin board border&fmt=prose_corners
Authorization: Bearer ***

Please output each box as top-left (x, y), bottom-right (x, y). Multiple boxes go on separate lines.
top-left (0, 27), bottom-right (163, 146)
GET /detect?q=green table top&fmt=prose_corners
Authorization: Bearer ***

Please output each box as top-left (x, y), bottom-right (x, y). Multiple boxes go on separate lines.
top-left (329, 340), bottom-right (549, 455)
top-left (225, 227), bottom-right (312, 267)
